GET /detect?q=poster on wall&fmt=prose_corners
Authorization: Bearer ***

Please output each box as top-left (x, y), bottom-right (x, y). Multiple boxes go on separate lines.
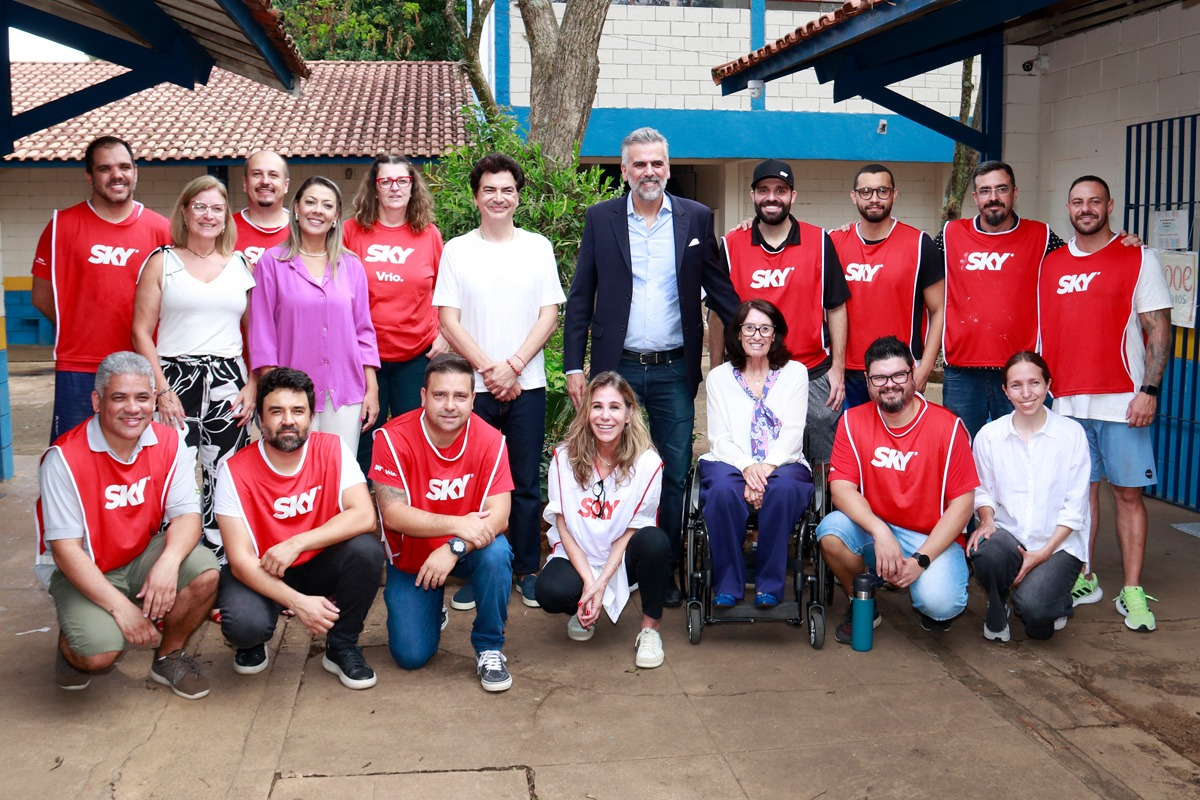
top-left (1151, 210), bottom-right (1186, 250)
top-left (1157, 249), bottom-right (1197, 328)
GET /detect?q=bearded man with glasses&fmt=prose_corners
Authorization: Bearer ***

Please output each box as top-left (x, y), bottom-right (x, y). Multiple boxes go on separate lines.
top-left (816, 335), bottom-right (978, 643)
top-left (830, 164), bottom-right (945, 408)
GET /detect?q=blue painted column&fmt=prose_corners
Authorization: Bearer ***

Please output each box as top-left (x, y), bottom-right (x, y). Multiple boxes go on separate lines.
top-left (750, 0), bottom-right (766, 110)
top-left (0, 298), bottom-right (13, 480)
top-left (495, 0), bottom-right (511, 106)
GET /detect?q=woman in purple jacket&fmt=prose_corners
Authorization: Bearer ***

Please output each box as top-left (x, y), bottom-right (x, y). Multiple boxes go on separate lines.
top-left (248, 176), bottom-right (379, 453)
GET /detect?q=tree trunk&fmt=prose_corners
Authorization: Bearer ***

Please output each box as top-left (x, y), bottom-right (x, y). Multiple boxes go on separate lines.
top-left (940, 57), bottom-right (984, 224)
top-left (517, 0), bottom-right (612, 166)
top-left (444, 0), bottom-right (502, 121)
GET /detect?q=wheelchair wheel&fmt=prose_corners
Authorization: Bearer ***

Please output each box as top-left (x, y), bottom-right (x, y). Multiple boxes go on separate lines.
top-left (807, 604), bottom-right (825, 649)
top-left (687, 601), bottom-right (703, 645)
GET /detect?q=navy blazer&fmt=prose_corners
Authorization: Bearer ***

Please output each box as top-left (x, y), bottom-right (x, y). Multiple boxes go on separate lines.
top-left (564, 192), bottom-right (741, 398)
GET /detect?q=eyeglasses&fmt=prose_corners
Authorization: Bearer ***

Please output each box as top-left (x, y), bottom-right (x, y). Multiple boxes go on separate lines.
top-left (867, 370), bottom-right (911, 387)
top-left (189, 202), bottom-right (227, 216)
top-left (974, 185), bottom-right (1012, 198)
top-left (592, 476), bottom-right (607, 510)
top-left (376, 176), bottom-right (413, 189)
top-left (740, 323), bottom-right (775, 337)
top-left (853, 186), bottom-right (894, 199)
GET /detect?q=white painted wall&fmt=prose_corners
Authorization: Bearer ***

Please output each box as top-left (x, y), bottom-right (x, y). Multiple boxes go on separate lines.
top-left (506, 6), bottom-right (963, 115)
top-left (1006, 3), bottom-right (1200, 229)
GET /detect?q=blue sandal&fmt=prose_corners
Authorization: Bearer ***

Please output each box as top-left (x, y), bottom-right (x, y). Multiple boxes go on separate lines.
top-left (755, 592), bottom-right (780, 609)
top-left (713, 593), bottom-right (737, 608)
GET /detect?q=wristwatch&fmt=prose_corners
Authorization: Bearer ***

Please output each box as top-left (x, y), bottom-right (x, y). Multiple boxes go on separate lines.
top-left (1138, 385), bottom-right (1159, 397)
top-left (448, 537), bottom-right (467, 558)
top-left (913, 552), bottom-right (930, 570)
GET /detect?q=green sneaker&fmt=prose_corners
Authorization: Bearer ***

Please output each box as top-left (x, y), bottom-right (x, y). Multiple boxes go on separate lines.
top-left (1071, 572), bottom-right (1103, 606)
top-left (1115, 586), bottom-right (1157, 632)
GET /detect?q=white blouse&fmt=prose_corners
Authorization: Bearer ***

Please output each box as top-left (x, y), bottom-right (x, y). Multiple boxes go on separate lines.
top-left (972, 409), bottom-right (1091, 564)
top-left (700, 360), bottom-right (809, 471)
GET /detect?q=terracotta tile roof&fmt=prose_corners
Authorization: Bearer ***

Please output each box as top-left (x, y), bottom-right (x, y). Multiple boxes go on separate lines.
top-left (6, 60), bottom-right (470, 162)
top-left (711, 0), bottom-right (888, 84)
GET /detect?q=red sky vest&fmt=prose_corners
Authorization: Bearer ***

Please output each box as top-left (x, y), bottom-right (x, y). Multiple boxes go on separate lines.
top-left (831, 397), bottom-right (978, 540)
top-left (942, 217), bottom-right (1049, 368)
top-left (37, 420), bottom-right (180, 573)
top-left (1039, 238), bottom-right (1142, 397)
top-left (372, 410), bottom-right (512, 573)
top-left (831, 221), bottom-right (925, 371)
top-left (225, 432), bottom-right (345, 568)
top-left (233, 210), bottom-right (288, 267)
top-left (723, 221), bottom-right (829, 369)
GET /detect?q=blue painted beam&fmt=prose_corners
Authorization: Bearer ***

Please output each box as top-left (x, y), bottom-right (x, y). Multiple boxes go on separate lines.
top-left (494, 0), bottom-right (511, 106)
top-left (829, 31), bottom-right (993, 100)
top-left (9, 70), bottom-right (168, 142)
top-left (90, 0), bottom-right (213, 83)
top-left (857, 85), bottom-right (987, 154)
top-left (750, 0), bottom-right (765, 111)
top-left (8, 2), bottom-right (201, 86)
top-left (720, 0), bottom-right (1057, 94)
top-left (214, 0), bottom-right (297, 91)
top-left (981, 31), bottom-right (1004, 160)
top-left (0, 2), bottom-right (11, 137)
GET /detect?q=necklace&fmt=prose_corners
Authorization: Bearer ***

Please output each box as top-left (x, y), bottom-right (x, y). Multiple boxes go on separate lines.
top-left (477, 227), bottom-right (516, 243)
top-left (299, 248), bottom-right (328, 257)
top-left (184, 245), bottom-right (217, 259)
top-left (596, 454), bottom-right (615, 467)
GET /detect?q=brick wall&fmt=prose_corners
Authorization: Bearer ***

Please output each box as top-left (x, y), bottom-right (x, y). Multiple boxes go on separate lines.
top-left (1005, 3), bottom-right (1200, 225)
top-left (507, 5), bottom-right (963, 115)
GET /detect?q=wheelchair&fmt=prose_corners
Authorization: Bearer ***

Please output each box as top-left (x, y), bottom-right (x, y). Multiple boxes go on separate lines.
top-left (682, 461), bottom-right (833, 647)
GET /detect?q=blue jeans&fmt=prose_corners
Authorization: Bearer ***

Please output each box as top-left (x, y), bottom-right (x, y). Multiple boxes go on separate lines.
top-left (941, 365), bottom-right (1011, 441)
top-left (699, 460), bottom-right (814, 598)
top-left (816, 510), bottom-right (968, 621)
top-left (617, 356), bottom-right (694, 565)
top-left (384, 535), bottom-right (513, 669)
top-left (357, 355), bottom-right (429, 476)
top-left (473, 388), bottom-right (545, 576)
top-left (52, 370), bottom-right (96, 442)
top-left (843, 372), bottom-right (870, 410)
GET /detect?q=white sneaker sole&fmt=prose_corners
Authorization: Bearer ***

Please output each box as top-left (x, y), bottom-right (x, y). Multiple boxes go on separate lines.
top-left (1115, 598), bottom-right (1156, 632)
top-left (450, 598), bottom-right (476, 611)
top-left (1072, 586), bottom-right (1104, 607)
top-left (636, 650), bottom-right (665, 669)
top-left (567, 617), bottom-right (594, 641)
top-left (983, 623), bottom-right (1010, 643)
top-left (480, 675), bottom-right (512, 692)
top-left (322, 655), bottom-right (378, 690)
top-left (148, 669), bottom-right (210, 700)
top-left (233, 649), bottom-right (269, 675)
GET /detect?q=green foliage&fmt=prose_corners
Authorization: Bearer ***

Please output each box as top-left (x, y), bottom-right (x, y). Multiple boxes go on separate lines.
top-left (275, 0), bottom-right (463, 62)
top-left (428, 110), bottom-right (622, 483)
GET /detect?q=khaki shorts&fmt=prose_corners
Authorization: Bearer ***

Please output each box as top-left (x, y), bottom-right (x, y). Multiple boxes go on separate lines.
top-left (48, 534), bottom-right (219, 657)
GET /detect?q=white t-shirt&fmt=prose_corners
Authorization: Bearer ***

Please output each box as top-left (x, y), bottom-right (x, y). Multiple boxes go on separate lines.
top-left (214, 436), bottom-right (365, 523)
top-left (148, 248), bottom-right (256, 358)
top-left (432, 229), bottom-right (565, 392)
top-left (1052, 243), bottom-right (1171, 422)
top-left (542, 446), bottom-right (663, 622)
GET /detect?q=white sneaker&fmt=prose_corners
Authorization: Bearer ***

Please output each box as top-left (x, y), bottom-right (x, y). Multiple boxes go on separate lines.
top-left (1054, 616), bottom-right (1068, 631)
top-left (634, 627), bottom-right (664, 669)
top-left (983, 602), bottom-right (1011, 643)
top-left (567, 614), bottom-right (594, 641)
top-left (441, 605), bottom-right (449, 631)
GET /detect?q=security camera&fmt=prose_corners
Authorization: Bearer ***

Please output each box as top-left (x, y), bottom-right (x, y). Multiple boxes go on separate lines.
top-left (747, 79), bottom-right (764, 99)
top-left (1022, 54), bottom-right (1049, 75)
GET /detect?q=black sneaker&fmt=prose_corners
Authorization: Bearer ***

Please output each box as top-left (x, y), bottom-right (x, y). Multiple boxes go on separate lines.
top-left (322, 646), bottom-right (377, 690)
top-left (476, 649), bottom-right (512, 692)
top-left (834, 606), bottom-right (882, 645)
top-left (919, 612), bottom-right (952, 633)
top-left (233, 643), bottom-right (269, 675)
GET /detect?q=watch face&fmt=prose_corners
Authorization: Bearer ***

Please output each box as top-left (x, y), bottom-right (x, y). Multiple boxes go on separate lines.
top-left (450, 538), bottom-right (466, 555)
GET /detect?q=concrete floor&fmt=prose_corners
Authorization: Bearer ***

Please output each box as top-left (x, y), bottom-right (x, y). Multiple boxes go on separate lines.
top-left (1, 349), bottom-right (1198, 799)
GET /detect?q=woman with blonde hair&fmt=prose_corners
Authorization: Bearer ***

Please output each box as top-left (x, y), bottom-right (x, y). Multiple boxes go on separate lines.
top-left (344, 155), bottom-right (447, 473)
top-left (132, 174), bottom-right (256, 560)
top-left (248, 176), bottom-right (379, 452)
top-left (535, 371), bottom-right (671, 669)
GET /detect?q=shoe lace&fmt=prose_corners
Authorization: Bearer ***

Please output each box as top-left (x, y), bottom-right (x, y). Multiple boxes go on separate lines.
top-left (336, 647), bottom-right (368, 673)
top-left (165, 651), bottom-right (201, 681)
top-left (637, 629), bottom-right (660, 651)
top-left (477, 650), bottom-right (506, 673)
top-left (1120, 588), bottom-right (1157, 612)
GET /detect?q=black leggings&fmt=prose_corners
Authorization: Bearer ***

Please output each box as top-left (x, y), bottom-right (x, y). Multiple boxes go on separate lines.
top-left (535, 526), bottom-right (671, 620)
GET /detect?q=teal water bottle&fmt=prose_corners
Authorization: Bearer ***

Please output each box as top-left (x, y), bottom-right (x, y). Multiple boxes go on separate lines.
top-left (851, 573), bottom-right (875, 652)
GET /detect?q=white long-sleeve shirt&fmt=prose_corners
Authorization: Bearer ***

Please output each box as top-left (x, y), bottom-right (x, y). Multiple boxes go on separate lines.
top-left (700, 360), bottom-right (809, 471)
top-left (972, 409), bottom-right (1091, 564)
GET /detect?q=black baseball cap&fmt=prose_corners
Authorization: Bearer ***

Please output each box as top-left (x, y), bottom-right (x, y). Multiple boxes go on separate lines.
top-left (752, 159), bottom-right (794, 189)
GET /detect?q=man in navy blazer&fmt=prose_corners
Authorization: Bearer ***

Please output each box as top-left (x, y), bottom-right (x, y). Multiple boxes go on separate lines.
top-left (564, 127), bottom-right (740, 605)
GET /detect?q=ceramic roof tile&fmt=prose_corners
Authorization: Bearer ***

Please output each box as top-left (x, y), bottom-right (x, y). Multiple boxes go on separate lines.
top-left (711, 0), bottom-right (884, 84)
top-left (6, 60), bottom-right (470, 162)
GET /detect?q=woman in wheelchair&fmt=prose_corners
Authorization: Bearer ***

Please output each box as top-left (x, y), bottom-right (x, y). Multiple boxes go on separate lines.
top-left (699, 299), bottom-right (815, 609)
top-left (534, 372), bottom-right (674, 669)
